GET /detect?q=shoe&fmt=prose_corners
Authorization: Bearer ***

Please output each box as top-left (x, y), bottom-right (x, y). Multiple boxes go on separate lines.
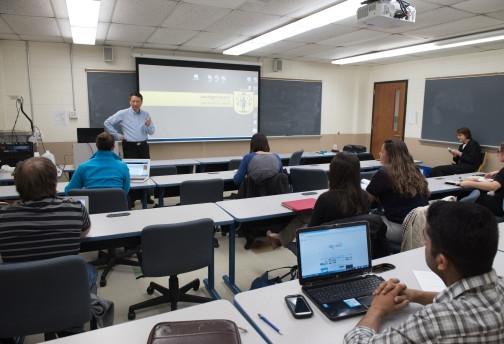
top-left (266, 230), bottom-right (282, 249)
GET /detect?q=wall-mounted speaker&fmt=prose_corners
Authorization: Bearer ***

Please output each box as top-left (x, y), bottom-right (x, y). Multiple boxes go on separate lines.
top-left (272, 58), bottom-right (282, 72)
top-left (103, 46), bottom-right (113, 62)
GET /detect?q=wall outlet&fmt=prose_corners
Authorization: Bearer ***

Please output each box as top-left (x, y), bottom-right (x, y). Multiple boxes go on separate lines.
top-left (68, 111), bottom-right (78, 119)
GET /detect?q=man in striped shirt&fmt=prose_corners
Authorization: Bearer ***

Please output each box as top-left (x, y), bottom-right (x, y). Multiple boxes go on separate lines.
top-left (344, 201), bottom-right (503, 343)
top-left (0, 157), bottom-right (94, 289)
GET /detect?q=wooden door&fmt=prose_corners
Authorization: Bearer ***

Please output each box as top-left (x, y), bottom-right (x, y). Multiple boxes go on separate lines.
top-left (370, 81), bottom-right (408, 158)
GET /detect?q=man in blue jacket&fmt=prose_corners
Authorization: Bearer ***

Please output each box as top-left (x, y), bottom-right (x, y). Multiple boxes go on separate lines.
top-left (65, 132), bottom-right (130, 194)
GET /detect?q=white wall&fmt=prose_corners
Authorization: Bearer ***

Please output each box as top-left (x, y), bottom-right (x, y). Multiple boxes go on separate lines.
top-left (0, 40), bottom-right (366, 142)
top-left (361, 48), bottom-right (504, 139)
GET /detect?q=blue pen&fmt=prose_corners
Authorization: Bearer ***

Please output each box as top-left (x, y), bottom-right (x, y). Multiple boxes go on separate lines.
top-left (258, 313), bottom-right (282, 335)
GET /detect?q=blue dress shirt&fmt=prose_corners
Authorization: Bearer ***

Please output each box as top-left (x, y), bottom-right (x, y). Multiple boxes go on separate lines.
top-left (104, 107), bottom-right (155, 142)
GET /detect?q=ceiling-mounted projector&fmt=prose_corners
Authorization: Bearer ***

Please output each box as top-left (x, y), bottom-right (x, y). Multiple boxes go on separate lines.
top-left (357, 0), bottom-right (416, 28)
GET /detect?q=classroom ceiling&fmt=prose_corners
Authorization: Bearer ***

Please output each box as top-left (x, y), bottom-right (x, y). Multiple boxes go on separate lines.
top-left (0, 0), bottom-right (504, 64)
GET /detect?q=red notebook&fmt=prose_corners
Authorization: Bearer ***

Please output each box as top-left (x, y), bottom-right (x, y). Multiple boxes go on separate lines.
top-left (281, 198), bottom-right (317, 212)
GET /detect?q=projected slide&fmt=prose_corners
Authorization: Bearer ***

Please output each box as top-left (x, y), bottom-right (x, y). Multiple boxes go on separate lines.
top-left (137, 59), bottom-right (260, 141)
top-left (299, 225), bottom-right (369, 279)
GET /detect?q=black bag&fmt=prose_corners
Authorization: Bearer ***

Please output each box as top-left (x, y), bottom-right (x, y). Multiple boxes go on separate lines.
top-left (250, 266), bottom-right (297, 290)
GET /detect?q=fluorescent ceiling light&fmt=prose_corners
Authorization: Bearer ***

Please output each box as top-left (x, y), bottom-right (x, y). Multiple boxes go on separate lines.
top-left (332, 29), bottom-right (504, 65)
top-left (66, 0), bottom-right (101, 45)
top-left (223, 0), bottom-right (362, 56)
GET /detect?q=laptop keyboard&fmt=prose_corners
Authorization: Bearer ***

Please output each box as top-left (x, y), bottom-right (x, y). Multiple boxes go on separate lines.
top-left (310, 275), bottom-right (384, 304)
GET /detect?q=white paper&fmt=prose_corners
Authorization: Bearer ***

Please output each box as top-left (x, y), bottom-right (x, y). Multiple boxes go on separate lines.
top-left (53, 112), bottom-right (68, 127)
top-left (413, 270), bottom-right (445, 292)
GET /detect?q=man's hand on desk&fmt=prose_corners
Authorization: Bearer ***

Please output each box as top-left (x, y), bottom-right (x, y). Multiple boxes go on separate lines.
top-left (373, 278), bottom-right (438, 306)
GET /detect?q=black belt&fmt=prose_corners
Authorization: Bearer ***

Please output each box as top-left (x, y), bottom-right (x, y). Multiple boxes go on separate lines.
top-left (123, 140), bottom-right (147, 146)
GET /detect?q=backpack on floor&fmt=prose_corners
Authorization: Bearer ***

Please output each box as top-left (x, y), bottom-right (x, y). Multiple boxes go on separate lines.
top-left (250, 265), bottom-right (297, 290)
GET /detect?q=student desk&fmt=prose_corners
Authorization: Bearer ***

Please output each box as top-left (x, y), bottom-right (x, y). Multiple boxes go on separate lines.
top-left (81, 203), bottom-right (234, 299)
top-left (0, 180), bottom-right (156, 209)
top-left (151, 170), bottom-right (237, 206)
top-left (0, 171), bottom-right (14, 185)
top-left (216, 190), bottom-right (327, 293)
top-left (234, 247), bottom-right (504, 344)
top-left (44, 300), bottom-right (264, 344)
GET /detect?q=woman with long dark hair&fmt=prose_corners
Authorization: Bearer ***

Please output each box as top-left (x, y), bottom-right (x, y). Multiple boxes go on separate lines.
top-left (366, 139), bottom-right (429, 243)
top-left (267, 152), bottom-right (369, 247)
top-left (233, 133), bottom-right (283, 186)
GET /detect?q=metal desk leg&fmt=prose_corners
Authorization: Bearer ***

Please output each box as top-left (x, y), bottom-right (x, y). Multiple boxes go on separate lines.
top-left (141, 189), bottom-right (147, 209)
top-left (157, 187), bottom-right (164, 207)
top-left (203, 228), bottom-right (221, 300)
top-left (223, 222), bottom-right (241, 294)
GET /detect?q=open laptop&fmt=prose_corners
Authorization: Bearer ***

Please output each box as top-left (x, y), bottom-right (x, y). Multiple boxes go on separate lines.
top-left (123, 159), bottom-right (150, 182)
top-left (296, 221), bottom-right (384, 321)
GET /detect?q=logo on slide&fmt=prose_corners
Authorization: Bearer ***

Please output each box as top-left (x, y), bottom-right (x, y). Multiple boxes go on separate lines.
top-left (233, 91), bottom-right (254, 115)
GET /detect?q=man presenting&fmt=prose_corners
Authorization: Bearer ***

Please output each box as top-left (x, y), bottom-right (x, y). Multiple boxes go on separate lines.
top-left (104, 92), bottom-right (155, 159)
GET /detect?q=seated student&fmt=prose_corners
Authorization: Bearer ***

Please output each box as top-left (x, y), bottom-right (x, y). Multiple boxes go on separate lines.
top-left (431, 127), bottom-right (483, 177)
top-left (344, 201), bottom-right (503, 343)
top-left (0, 157), bottom-right (95, 291)
top-left (367, 139), bottom-right (429, 243)
top-left (459, 142), bottom-right (504, 217)
top-left (267, 153), bottom-right (369, 247)
top-left (65, 132), bottom-right (130, 194)
top-left (233, 133), bottom-right (282, 186)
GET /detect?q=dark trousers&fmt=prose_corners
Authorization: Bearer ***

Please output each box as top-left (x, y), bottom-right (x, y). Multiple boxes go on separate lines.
top-left (122, 140), bottom-right (150, 159)
top-left (430, 164), bottom-right (476, 177)
top-left (476, 193), bottom-right (504, 217)
top-left (122, 141), bottom-right (151, 206)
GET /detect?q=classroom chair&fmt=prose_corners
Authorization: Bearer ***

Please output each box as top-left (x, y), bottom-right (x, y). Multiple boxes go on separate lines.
top-left (290, 168), bottom-right (328, 192)
top-left (149, 165), bottom-right (177, 176)
top-left (288, 150), bottom-right (304, 166)
top-left (180, 179), bottom-right (224, 205)
top-left (228, 159), bottom-right (242, 170)
top-left (0, 256), bottom-right (92, 341)
top-left (357, 152), bottom-right (375, 161)
top-left (128, 219), bottom-right (214, 320)
top-left (360, 170), bottom-right (377, 181)
top-left (69, 188), bottom-right (137, 287)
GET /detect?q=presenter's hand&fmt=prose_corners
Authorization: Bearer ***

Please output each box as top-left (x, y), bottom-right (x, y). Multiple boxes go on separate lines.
top-left (145, 116), bottom-right (152, 126)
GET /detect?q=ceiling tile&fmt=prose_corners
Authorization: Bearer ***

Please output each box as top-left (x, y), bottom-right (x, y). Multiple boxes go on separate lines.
top-left (0, 0), bottom-right (54, 17)
top-left (183, 31), bottom-right (249, 49)
top-left (56, 18), bottom-right (71, 39)
top-left (99, 0), bottom-right (117, 22)
top-left (453, 0), bottom-right (504, 14)
top-left (0, 33), bottom-right (19, 40)
top-left (280, 43), bottom-right (336, 58)
top-left (19, 35), bottom-right (64, 42)
top-left (50, 0), bottom-right (67, 18)
top-left (0, 17), bottom-right (13, 33)
top-left (3, 15), bottom-right (60, 36)
top-left (474, 41), bottom-right (504, 51)
top-left (286, 24), bottom-right (357, 44)
top-left (286, 0), bottom-right (350, 19)
top-left (487, 10), bottom-right (504, 21)
top-left (307, 45), bottom-right (370, 60)
top-left (205, 10), bottom-right (291, 36)
top-left (147, 27), bottom-right (198, 45)
top-left (107, 23), bottom-right (155, 42)
top-left (239, 0), bottom-right (333, 17)
top-left (318, 29), bottom-right (390, 47)
top-left (177, 45), bottom-right (216, 53)
top-left (96, 22), bottom-right (110, 41)
top-left (406, 15), bottom-right (504, 39)
top-left (182, 0), bottom-right (248, 9)
top-left (104, 40), bottom-right (144, 47)
top-left (408, 0), bottom-right (442, 13)
top-left (412, 45), bottom-right (480, 57)
top-left (162, 3), bottom-right (231, 31)
top-left (141, 43), bottom-right (179, 50)
top-left (112, 0), bottom-right (177, 26)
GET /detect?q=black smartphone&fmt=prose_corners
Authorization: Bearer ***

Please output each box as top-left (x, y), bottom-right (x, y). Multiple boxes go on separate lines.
top-left (285, 294), bottom-right (313, 319)
top-left (106, 212), bottom-right (130, 218)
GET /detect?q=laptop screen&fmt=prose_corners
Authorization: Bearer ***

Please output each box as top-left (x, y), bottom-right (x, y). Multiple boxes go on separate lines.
top-left (124, 159), bottom-right (150, 178)
top-left (298, 223), bottom-right (370, 280)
